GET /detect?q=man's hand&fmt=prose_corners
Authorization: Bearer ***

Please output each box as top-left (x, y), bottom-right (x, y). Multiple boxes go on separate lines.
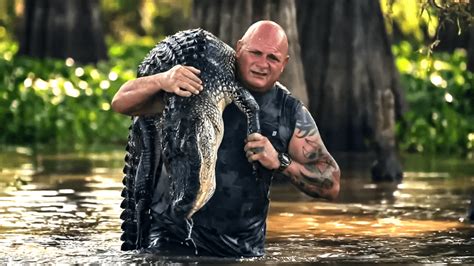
top-left (112, 65), bottom-right (203, 115)
top-left (159, 65), bottom-right (203, 97)
top-left (244, 133), bottom-right (279, 170)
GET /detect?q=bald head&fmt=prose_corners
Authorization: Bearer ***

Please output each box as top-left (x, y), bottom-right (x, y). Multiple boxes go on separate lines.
top-left (235, 20), bottom-right (290, 92)
top-left (240, 20), bottom-right (289, 57)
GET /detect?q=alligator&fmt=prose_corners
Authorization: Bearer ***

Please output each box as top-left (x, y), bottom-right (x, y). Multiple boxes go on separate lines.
top-left (119, 29), bottom-right (261, 251)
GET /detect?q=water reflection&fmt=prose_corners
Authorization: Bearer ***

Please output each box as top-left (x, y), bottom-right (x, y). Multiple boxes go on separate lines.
top-left (0, 147), bottom-right (473, 264)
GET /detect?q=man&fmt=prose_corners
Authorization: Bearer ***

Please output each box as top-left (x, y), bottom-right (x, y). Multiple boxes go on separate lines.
top-left (112, 20), bottom-right (340, 257)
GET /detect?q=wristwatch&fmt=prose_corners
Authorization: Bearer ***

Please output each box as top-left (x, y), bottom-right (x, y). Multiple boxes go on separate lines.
top-left (277, 152), bottom-right (292, 172)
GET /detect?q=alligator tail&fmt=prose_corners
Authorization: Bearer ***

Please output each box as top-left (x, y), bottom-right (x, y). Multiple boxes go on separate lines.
top-left (119, 116), bottom-right (162, 251)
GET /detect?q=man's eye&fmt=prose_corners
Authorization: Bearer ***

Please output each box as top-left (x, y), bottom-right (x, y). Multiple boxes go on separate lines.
top-left (268, 55), bottom-right (280, 62)
top-left (249, 51), bottom-right (260, 56)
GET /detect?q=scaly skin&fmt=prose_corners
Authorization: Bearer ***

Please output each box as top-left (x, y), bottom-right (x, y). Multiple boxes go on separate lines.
top-left (120, 115), bottom-right (161, 250)
top-left (119, 29), bottom-right (260, 250)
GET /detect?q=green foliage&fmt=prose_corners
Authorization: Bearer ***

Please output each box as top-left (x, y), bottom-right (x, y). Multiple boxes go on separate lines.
top-left (101, 0), bottom-right (192, 41)
top-left (381, 0), bottom-right (439, 43)
top-left (0, 32), bottom-right (158, 149)
top-left (394, 41), bottom-right (474, 155)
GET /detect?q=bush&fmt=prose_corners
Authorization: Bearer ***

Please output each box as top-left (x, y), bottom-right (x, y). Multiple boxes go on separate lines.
top-left (0, 32), bottom-right (159, 150)
top-left (394, 41), bottom-right (474, 155)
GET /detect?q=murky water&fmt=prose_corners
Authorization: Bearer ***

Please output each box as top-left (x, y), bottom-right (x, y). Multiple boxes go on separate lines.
top-left (0, 147), bottom-right (472, 264)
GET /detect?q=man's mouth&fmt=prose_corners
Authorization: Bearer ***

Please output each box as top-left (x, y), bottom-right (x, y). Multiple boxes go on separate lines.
top-left (250, 70), bottom-right (268, 77)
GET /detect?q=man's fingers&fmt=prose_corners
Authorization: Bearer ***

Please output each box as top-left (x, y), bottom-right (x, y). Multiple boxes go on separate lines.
top-left (244, 141), bottom-right (262, 152)
top-left (178, 79), bottom-right (201, 94)
top-left (181, 66), bottom-right (203, 86)
top-left (184, 66), bottom-right (201, 75)
top-left (174, 89), bottom-right (192, 97)
top-left (247, 133), bottom-right (263, 141)
top-left (247, 153), bottom-right (259, 163)
top-left (246, 150), bottom-right (254, 159)
top-left (166, 65), bottom-right (203, 95)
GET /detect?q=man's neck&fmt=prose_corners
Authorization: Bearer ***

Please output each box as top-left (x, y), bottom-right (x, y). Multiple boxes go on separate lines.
top-left (247, 84), bottom-right (275, 95)
top-left (249, 84), bottom-right (277, 106)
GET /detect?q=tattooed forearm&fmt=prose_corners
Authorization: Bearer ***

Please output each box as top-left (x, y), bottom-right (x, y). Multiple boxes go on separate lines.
top-left (303, 162), bottom-right (318, 172)
top-left (287, 107), bottom-right (340, 199)
top-left (290, 161), bottom-right (338, 198)
top-left (300, 170), bottom-right (334, 190)
top-left (299, 157), bottom-right (336, 190)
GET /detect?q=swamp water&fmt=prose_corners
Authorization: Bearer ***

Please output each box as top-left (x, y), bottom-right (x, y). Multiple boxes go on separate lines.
top-left (0, 147), bottom-right (472, 264)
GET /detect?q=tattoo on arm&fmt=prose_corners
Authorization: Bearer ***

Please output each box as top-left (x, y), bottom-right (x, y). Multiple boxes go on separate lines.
top-left (290, 107), bottom-right (338, 197)
top-left (300, 170), bottom-right (334, 189)
top-left (295, 111), bottom-right (318, 138)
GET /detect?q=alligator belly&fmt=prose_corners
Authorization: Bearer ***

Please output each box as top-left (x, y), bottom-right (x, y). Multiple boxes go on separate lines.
top-left (162, 106), bottom-right (223, 219)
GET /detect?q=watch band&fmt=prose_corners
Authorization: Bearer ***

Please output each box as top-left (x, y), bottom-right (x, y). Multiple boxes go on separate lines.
top-left (277, 152), bottom-right (292, 172)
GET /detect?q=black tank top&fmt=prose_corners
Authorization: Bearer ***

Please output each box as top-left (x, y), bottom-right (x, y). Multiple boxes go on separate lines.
top-left (149, 84), bottom-right (302, 257)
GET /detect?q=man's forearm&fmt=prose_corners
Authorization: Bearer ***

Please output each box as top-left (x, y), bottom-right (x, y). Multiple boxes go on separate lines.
top-left (112, 65), bottom-right (203, 116)
top-left (282, 155), bottom-right (340, 200)
top-left (111, 74), bottom-right (164, 116)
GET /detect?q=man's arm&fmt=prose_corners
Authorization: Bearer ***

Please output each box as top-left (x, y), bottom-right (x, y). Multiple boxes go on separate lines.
top-left (111, 65), bottom-right (203, 116)
top-left (244, 106), bottom-right (340, 200)
top-left (284, 106), bottom-right (340, 200)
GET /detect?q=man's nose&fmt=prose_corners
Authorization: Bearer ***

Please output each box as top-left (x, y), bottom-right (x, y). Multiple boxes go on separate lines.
top-left (254, 56), bottom-right (269, 68)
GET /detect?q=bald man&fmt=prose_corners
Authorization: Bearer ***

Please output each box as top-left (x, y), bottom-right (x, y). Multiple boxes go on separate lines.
top-left (112, 21), bottom-right (340, 257)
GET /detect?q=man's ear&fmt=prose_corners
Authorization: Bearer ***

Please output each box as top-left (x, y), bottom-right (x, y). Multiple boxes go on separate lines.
top-left (282, 55), bottom-right (289, 73)
top-left (236, 40), bottom-right (243, 54)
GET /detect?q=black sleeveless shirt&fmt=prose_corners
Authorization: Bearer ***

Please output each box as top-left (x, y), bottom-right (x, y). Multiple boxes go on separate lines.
top-left (149, 84), bottom-right (302, 257)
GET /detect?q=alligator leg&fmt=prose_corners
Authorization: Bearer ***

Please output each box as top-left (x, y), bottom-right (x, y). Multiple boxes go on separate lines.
top-left (231, 87), bottom-right (261, 175)
top-left (232, 87), bottom-right (261, 135)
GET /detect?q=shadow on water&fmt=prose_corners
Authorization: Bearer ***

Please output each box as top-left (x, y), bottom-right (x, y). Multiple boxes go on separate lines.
top-left (0, 146), bottom-right (473, 264)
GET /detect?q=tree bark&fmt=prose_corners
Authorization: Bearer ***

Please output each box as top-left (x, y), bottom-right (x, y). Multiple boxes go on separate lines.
top-left (18, 0), bottom-right (108, 64)
top-left (468, 25), bottom-right (474, 72)
top-left (297, 0), bottom-right (406, 181)
top-left (191, 0), bottom-right (308, 105)
top-left (468, 0), bottom-right (474, 72)
top-left (297, 0), bottom-right (407, 152)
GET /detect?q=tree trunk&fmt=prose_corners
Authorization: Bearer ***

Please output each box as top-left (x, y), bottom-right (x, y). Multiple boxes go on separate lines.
top-left (297, 0), bottom-right (406, 181)
top-left (468, 0), bottom-right (474, 72)
top-left (18, 0), bottom-right (108, 64)
top-left (468, 25), bottom-right (474, 72)
top-left (297, 0), bottom-right (407, 152)
top-left (191, 0), bottom-right (308, 105)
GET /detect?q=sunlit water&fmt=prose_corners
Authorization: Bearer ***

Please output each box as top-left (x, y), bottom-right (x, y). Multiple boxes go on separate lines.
top-left (0, 147), bottom-right (473, 264)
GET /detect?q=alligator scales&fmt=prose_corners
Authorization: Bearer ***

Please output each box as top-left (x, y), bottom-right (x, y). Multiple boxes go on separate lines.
top-left (119, 29), bottom-right (260, 250)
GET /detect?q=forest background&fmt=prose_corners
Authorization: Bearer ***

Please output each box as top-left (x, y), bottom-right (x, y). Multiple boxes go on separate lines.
top-left (0, 0), bottom-right (472, 158)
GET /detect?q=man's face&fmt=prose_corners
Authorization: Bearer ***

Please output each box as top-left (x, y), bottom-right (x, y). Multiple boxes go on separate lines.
top-left (236, 32), bottom-right (288, 92)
